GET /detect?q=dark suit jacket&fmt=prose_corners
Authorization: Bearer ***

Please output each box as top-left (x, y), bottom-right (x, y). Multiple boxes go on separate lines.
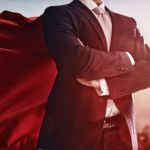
top-left (38, 0), bottom-right (150, 149)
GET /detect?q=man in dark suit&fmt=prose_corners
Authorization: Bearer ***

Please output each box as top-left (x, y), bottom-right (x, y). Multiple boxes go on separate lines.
top-left (38, 0), bottom-right (150, 149)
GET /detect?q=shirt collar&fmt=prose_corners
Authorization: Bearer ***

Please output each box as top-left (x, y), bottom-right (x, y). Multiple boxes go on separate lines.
top-left (79, 0), bottom-right (105, 11)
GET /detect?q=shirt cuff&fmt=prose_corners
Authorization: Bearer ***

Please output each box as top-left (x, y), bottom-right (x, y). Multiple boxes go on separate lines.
top-left (125, 52), bottom-right (135, 65)
top-left (99, 78), bottom-right (110, 96)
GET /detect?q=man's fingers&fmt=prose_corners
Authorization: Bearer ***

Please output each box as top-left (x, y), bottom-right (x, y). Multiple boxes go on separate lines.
top-left (95, 88), bottom-right (102, 96)
top-left (76, 78), bottom-right (91, 87)
top-left (90, 80), bottom-right (100, 88)
top-left (77, 78), bottom-right (100, 88)
top-left (77, 38), bottom-right (84, 46)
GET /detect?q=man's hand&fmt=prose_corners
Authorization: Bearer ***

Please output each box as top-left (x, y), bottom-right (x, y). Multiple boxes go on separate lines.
top-left (77, 78), bottom-right (102, 96)
top-left (76, 39), bottom-right (135, 97)
top-left (77, 78), bottom-right (100, 88)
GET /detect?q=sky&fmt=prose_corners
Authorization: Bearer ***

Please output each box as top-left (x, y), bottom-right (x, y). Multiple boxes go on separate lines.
top-left (0, 0), bottom-right (150, 131)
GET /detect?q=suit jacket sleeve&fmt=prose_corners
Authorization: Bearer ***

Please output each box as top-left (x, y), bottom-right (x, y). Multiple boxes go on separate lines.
top-left (107, 18), bottom-right (150, 99)
top-left (42, 6), bottom-right (134, 80)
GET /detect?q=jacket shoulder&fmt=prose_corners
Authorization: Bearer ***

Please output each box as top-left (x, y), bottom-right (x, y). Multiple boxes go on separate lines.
top-left (43, 3), bottom-right (71, 15)
top-left (110, 10), bottom-right (137, 27)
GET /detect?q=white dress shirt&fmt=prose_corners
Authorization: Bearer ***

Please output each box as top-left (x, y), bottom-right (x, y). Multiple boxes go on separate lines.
top-left (79, 0), bottom-right (135, 118)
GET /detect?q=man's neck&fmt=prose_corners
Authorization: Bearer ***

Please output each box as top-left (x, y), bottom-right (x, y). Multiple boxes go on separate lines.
top-left (92, 0), bottom-right (103, 6)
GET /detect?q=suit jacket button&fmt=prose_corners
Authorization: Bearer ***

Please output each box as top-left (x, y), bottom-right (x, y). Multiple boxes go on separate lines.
top-left (120, 66), bottom-right (124, 71)
top-left (119, 66), bottom-right (124, 71)
top-left (120, 66), bottom-right (127, 71)
top-left (124, 68), bottom-right (128, 71)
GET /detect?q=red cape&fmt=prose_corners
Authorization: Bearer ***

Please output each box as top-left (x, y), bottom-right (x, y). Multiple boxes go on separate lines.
top-left (0, 11), bottom-right (57, 149)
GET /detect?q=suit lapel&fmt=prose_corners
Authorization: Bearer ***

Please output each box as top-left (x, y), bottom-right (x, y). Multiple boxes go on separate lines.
top-left (70, 0), bottom-right (107, 50)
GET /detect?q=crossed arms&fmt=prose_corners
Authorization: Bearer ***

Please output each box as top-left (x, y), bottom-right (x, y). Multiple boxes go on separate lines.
top-left (76, 39), bottom-right (135, 97)
top-left (42, 7), bottom-right (150, 100)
